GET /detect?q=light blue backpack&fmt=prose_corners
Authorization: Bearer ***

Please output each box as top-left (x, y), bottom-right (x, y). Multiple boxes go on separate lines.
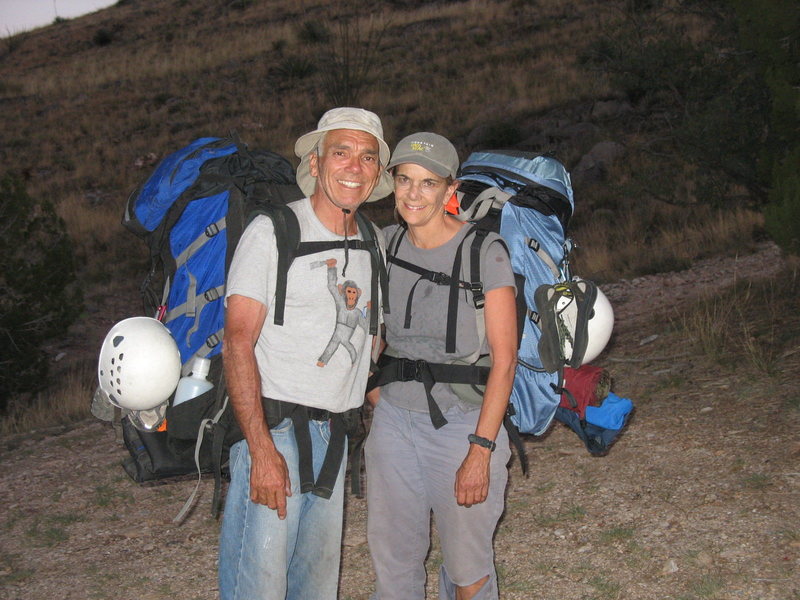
top-left (455, 150), bottom-right (577, 436)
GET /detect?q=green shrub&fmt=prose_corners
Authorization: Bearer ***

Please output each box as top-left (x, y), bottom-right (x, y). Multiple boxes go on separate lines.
top-left (272, 56), bottom-right (317, 81)
top-left (92, 28), bottom-right (114, 47)
top-left (764, 148), bottom-right (800, 255)
top-left (0, 174), bottom-right (83, 408)
top-left (296, 21), bottom-right (331, 44)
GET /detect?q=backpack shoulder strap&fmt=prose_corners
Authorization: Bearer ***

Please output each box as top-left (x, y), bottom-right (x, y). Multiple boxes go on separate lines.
top-left (248, 203), bottom-right (301, 327)
top-left (249, 206), bottom-right (386, 335)
top-left (386, 225), bottom-right (478, 354)
top-left (354, 211), bottom-right (389, 335)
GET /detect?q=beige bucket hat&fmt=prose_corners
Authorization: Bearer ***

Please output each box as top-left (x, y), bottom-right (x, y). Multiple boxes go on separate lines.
top-left (294, 107), bottom-right (393, 202)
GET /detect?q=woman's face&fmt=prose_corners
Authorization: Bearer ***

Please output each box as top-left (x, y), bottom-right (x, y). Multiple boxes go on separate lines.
top-left (392, 163), bottom-right (458, 228)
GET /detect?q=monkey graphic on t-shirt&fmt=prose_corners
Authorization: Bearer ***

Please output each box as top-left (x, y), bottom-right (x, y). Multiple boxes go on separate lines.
top-left (312, 258), bottom-right (370, 367)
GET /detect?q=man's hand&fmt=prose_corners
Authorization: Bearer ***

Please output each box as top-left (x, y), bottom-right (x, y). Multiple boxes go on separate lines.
top-left (249, 446), bottom-right (293, 519)
top-left (454, 444), bottom-right (491, 507)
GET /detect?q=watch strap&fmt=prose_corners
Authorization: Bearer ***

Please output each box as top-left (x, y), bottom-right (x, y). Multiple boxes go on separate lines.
top-left (468, 433), bottom-right (496, 452)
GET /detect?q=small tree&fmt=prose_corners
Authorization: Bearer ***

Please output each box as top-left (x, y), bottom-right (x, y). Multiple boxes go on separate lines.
top-left (319, 9), bottom-right (390, 107)
top-left (0, 174), bottom-right (83, 408)
top-left (728, 0), bottom-right (800, 255)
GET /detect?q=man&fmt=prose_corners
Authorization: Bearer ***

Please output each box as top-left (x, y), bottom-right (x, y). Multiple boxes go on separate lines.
top-left (219, 107), bottom-right (392, 600)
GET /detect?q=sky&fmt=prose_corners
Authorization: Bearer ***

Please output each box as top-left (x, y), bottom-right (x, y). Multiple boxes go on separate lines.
top-left (1, 0), bottom-right (116, 34)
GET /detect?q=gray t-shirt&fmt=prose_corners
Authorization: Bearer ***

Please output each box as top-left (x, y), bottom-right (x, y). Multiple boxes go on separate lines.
top-left (225, 198), bottom-right (382, 413)
top-left (381, 223), bottom-right (516, 413)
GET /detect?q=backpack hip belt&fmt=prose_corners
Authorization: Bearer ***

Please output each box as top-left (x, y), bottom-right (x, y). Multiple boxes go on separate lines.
top-left (367, 355), bottom-right (491, 430)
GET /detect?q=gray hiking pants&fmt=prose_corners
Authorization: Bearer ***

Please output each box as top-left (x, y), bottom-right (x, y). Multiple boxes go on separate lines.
top-left (365, 400), bottom-right (510, 600)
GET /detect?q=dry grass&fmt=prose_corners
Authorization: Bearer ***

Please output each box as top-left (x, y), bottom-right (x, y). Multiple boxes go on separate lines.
top-left (572, 205), bottom-right (765, 282)
top-left (677, 266), bottom-right (800, 374)
top-left (0, 362), bottom-right (95, 437)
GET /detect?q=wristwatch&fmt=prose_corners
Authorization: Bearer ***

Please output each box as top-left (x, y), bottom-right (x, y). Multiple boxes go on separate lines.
top-left (468, 433), bottom-right (496, 452)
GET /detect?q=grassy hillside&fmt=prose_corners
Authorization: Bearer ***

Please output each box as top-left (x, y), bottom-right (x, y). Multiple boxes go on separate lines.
top-left (0, 0), bottom-right (772, 419)
top-left (2, 0), bottom-right (765, 272)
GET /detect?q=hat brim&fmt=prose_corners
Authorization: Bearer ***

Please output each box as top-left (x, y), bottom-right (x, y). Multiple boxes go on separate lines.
top-left (295, 153), bottom-right (394, 203)
top-left (386, 154), bottom-right (456, 179)
top-left (295, 126), bottom-right (390, 166)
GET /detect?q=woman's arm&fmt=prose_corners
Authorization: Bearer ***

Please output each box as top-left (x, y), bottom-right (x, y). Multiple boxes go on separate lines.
top-left (454, 284), bottom-right (517, 506)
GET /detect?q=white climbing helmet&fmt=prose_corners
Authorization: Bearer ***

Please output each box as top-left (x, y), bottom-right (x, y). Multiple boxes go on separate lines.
top-left (97, 316), bottom-right (181, 411)
top-left (581, 286), bottom-right (614, 365)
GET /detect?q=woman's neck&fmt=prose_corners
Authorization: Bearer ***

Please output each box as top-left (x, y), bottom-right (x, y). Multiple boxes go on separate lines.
top-left (406, 214), bottom-right (464, 249)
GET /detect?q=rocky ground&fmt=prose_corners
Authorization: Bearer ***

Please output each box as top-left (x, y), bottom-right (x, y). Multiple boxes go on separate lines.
top-left (1, 242), bottom-right (798, 600)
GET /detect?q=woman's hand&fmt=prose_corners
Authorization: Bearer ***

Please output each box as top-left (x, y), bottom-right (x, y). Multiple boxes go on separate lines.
top-left (454, 443), bottom-right (492, 507)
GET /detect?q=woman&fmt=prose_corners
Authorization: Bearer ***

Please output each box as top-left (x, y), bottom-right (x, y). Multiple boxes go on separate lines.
top-left (365, 132), bottom-right (518, 600)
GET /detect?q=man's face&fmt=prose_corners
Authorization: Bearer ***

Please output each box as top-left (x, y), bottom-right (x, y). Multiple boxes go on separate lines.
top-left (345, 286), bottom-right (358, 309)
top-left (309, 129), bottom-right (381, 213)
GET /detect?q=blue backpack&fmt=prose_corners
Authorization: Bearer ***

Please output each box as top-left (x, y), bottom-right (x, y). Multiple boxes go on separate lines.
top-left (459, 151), bottom-right (633, 455)
top-left (123, 135), bottom-right (303, 365)
top-left (457, 150), bottom-right (576, 437)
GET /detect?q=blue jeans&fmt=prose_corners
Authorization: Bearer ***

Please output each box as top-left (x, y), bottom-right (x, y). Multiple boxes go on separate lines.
top-left (218, 418), bottom-right (345, 600)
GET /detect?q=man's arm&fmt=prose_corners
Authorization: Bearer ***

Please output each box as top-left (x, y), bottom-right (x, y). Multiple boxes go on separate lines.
top-left (223, 294), bottom-right (292, 519)
top-left (454, 285), bottom-right (517, 507)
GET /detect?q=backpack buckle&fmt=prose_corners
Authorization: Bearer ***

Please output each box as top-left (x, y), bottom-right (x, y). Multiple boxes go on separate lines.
top-left (426, 272), bottom-right (450, 285)
top-left (204, 288), bottom-right (221, 302)
top-left (206, 333), bottom-right (221, 349)
top-left (467, 282), bottom-right (485, 308)
top-left (397, 358), bottom-right (426, 382)
top-left (205, 223), bottom-right (220, 237)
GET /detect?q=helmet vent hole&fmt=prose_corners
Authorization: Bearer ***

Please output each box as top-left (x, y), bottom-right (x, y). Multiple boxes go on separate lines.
top-left (118, 353), bottom-right (124, 362)
top-left (112, 335), bottom-right (124, 347)
top-left (99, 369), bottom-right (104, 377)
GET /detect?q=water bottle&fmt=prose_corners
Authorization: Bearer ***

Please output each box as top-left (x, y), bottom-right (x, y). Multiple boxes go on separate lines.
top-left (172, 357), bottom-right (214, 407)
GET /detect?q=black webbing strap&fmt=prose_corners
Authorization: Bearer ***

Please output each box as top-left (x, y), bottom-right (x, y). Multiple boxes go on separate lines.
top-left (355, 211), bottom-right (390, 332)
top-left (503, 409), bottom-right (529, 475)
top-left (211, 420), bottom-right (226, 517)
top-left (349, 436), bottom-right (366, 498)
top-left (290, 408), bottom-right (316, 495)
top-left (211, 370), bottom-right (236, 519)
top-left (259, 204), bottom-right (299, 327)
top-left (313, 414), bottom-right (346, 499)
top-left (385, 225), bottom-right (482, 354)
top-left (416, 360), bottom-right (448, 429)
top-left (368, 356), bottom-right (493, 429)
top-left (264, 399), bottom-right (348, 499)
top-left (258, 207), bottom-right (386, 336)
top-left (468, 227), bottom-right (511, 311)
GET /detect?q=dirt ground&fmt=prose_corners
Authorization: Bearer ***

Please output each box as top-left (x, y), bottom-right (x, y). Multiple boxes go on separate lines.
top-left (1, 242), bottom-right (798, 600)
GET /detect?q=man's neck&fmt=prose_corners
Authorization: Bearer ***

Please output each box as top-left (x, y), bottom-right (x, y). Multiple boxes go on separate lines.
top-left (310, 194), bottom-right (360, 236)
